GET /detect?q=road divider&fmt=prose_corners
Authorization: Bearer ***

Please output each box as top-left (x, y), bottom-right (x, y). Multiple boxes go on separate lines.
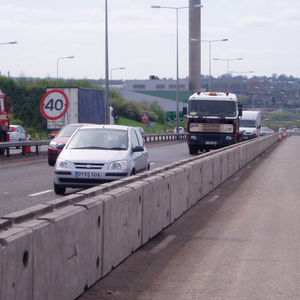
top-left (0, 133), bottom-right (280, 300)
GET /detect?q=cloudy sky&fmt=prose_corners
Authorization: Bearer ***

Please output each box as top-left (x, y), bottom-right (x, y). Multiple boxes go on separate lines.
top-left (1, 0), bottom-right (300, 80)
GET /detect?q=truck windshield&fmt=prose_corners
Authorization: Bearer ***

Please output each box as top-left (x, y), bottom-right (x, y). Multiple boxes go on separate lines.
top-left (240, 120), bottom-right (256, 127)
top-left (189, 100), bottom-right (236, 117)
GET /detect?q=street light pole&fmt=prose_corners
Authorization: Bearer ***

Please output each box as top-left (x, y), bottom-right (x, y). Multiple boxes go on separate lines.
top-left (151, 5), bottom-right (201, 133)
top-left (0, 41), bottom-right (17, 46)
top-left (213, 57), bottom-right (243, 75)
top-left (56, 56), bottom-right (75, 86)
top-left (110, 67), bottom-right (125, 117)
top-left (105, 0), bottom-right (110, 124)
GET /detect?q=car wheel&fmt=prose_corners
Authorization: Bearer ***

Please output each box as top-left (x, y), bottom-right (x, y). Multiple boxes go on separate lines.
top-left (130, 168), bottom-right (136, 176)
top-left (147, 163), bottom-right (150, 171)
top-left (54, 182), bottom-right (66, 195)
top-left (188, 145), bottom-right (198, 155)
top-left (48, 159), bottom-right (55, 166)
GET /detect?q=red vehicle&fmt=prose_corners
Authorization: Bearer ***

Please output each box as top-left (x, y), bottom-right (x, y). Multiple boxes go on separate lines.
top-left (48, 123), bottom-right (92, 166)
top-left (0, 90), bottom-right (10, 155)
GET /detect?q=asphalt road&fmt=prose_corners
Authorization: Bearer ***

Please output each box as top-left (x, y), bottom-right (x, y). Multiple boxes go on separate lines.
top-left (78, 136), bottom-right (300, 300)
top-left (0, 141), bottom-right (190, 217)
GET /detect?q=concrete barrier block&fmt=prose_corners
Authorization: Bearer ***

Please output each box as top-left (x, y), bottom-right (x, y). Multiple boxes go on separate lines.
top-left (0, 226), bottom-right (33, 300)
top-left (201, 157), bottom-right (213, 197)
top-left (102, 186), bottom-right (142, 276)
top-left (35, 205), bottom-right (101, 300)
top-left (212, 153), bottom-right (222, 189)
top-left (186, 160), bottom-right (202, 207)
top-left (220, 150), bottom-right (229, 182)
top-left (141, 175), bottom-right (171, 245)
top-left (164, 167), bottom-right (189, 223)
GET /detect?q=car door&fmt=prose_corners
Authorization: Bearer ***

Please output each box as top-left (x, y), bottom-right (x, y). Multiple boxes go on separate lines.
top-left (134, 128), bottom-right (148, 170)
top-left (130, 128), bottom-right (143, 172)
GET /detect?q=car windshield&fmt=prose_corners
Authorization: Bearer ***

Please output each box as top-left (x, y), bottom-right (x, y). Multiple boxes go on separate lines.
top-left (240, 120), bottom-right (256, 127)
top-left (189, 100), bottom-right (236, 117)
top-left (58, 125), bottom-right (80, 137)
top-left (261, 127), bottom-right (269, 131)
top-left (67, 128), bottom-right (128, 150)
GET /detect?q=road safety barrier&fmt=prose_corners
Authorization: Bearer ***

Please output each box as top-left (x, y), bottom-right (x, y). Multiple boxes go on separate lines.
top-left (0, 133), bottom-right (279, 300)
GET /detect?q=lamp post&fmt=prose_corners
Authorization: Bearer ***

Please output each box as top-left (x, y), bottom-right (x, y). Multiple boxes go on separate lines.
top-left (110, 67), bottom-right (125, 115)
top-left (0, 41), bottom-right (17, 46)
top-left (105, 0), bottom-right (110, 124)
top-left (192, 38), bottom-right (228, 91)
top-left (56, 56), bottom-right (75, 86)
top-left (152, 5), bottom-right (201, 133)
top-left (213, 57), bottom-right (243, 75)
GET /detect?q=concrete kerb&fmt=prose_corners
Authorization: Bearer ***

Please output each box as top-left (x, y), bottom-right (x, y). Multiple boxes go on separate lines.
top-left (0, 226), bottom-right (33, 300)
top-left (101, 186), bottom-right (142, 276)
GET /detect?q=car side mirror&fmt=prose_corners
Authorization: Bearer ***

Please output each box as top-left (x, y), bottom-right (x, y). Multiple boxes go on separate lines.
top-left (133, 145), bottom-right (144, 152)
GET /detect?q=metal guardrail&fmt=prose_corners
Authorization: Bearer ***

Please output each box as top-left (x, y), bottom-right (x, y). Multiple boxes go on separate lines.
top-left (0, 133), bottom-right (187, 158)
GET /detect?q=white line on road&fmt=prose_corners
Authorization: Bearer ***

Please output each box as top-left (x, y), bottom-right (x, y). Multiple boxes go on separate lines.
top-left (233, 176), bottom-right (240, 181)
top-left (29, 190), bottom-right (53, 197)
top-left (150, 235), bottom-right (176, 254)
top-left (209, 195), bottom-right (220, 202)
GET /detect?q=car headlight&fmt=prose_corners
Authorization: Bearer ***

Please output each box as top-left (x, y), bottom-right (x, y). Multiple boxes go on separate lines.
top-left (49, 141), bottom-right (58, 148)
top-left (56, 159), bottom-right (70, 169)
top-left (108, 160), bottom-right (128, 170)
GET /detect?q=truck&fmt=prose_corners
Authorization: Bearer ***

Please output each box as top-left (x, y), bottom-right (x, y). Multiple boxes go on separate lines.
top-left (44, 87), bottom-right (113, 130)
top-left (0, 90), bottom-right (10, 155)
top-left (186, 91), bottom-right (243, 155)
top-left (239, 110), bottom-right (261, 140)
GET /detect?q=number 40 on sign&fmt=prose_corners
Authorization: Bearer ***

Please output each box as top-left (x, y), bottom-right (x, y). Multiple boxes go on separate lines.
top-left (40, 89), bottom-right (69, 120)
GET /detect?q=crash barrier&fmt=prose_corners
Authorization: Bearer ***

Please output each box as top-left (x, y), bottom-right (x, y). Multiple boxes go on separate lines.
top-left (0, 133), bottom-right (279, 300)
top-left (0, 133), bottom-right (186, 158)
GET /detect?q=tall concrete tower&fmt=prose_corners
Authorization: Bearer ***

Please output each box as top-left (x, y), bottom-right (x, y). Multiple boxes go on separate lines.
top-left (189, 0), bottom-right (201, 93)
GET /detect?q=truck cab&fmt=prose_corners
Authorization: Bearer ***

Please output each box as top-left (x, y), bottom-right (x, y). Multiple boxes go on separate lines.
top-left (186, 92), bottom-right (242, 155)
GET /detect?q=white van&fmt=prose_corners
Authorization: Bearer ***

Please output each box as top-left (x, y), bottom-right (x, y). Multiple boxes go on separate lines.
top-left (240, 110), bottom-right (261, 140)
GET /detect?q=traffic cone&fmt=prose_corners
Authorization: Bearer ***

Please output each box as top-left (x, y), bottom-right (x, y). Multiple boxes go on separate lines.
top-left (25, 132), bottom-right (31, 153)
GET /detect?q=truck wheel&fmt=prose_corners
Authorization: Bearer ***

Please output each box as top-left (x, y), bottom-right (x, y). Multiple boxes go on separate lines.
top-left (54, 183), bottom-right (66, 195)
top-left (188, 145), bottom-right (198, 155)
top-left (0, 132), bottom-right (7, 155)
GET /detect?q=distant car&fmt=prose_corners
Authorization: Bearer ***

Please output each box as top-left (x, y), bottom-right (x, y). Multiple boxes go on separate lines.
top-left (173, 127), bottom-right (185, 133)
top-left (292, 127), bottom-right (300, 135)
top-left (260, 127), bottom-right (270, 136)
top-left (53, 125), bottom-right (150, 195)
top-left (7, 125), bottom-right (31, 141)
top-left (48, 123), bottom-right (92, 166)
top-left (279, 127), bottom-right (287, 138)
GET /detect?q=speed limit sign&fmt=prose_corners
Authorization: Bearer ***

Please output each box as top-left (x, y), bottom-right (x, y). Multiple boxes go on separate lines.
top-left (40, 89), bottom-right (69, 120)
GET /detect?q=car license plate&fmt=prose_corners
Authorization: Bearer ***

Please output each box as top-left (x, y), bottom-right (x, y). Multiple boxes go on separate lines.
top-left (75, 171), bottom-right (101, 178)
top-left (205, 141), bottom-right (217, 145)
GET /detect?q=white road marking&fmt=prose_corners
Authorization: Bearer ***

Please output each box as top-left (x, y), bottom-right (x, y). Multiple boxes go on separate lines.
top-left (29, 190), bottom-right (53, 197)
top-left (150, 235), bottom-right (176, 254)
top-left (209, 195), bottom-right (220, 202)
top-left (233, 176), bottom-right (240, 181)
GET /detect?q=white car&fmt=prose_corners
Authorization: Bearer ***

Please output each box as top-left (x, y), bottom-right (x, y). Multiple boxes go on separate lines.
top-left (54, 125), bottom-right (150, 195)
top-left (173, 127), bottom-right (185, 133)
top-left (7, 125), bottom-right (31, 141)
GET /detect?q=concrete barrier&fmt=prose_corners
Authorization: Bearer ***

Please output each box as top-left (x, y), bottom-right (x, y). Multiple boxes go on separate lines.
top-left (0, 133), bottom-right (279, 299)
top-left (0, 226), bottom-right (33, 300)
top-left (101, 186), bottom-right (142, 276)
top-left (141, 175), bottom-right (171, 244)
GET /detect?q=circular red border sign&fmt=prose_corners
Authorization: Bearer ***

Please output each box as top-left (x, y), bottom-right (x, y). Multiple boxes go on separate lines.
top-left (40, 89), bottom-right (69, 120)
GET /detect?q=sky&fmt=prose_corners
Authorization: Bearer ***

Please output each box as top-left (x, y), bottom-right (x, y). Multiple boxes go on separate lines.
top-left (1, 0), bottom-right (300, 80)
